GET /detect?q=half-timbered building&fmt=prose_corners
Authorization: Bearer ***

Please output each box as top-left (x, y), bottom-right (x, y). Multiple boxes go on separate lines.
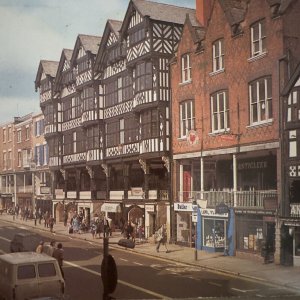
top-left (170, 0), bottom-right (300, 263)
top-left (281, 62), bottom-right (300, 266)
top-left (94, 0), bottom-right (198, 238)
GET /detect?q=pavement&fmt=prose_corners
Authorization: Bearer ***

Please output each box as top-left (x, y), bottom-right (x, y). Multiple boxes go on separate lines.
top-left (1, 213), bottom-right (300, 295)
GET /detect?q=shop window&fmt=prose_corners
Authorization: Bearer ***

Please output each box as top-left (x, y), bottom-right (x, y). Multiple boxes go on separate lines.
top-left (203, 218), bottom-right (225, 248)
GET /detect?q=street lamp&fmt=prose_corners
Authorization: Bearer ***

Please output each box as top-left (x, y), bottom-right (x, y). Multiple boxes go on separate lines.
top-left (192, 199), bottom-right (198, 261)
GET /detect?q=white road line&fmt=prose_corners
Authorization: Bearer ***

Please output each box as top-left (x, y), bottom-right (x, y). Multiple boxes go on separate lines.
top-left (0, 236), bottom-right (11, 242)
top-left (65, 260), bottom-right (171, 299)
top-left (231, 288), bottom-right (259, 293)
top-left (208, 282), bottom-right (222, 287)
top-left (133, 262), bottom-right (143, 266)
top-left (119, 258), bottom-right (128, 262)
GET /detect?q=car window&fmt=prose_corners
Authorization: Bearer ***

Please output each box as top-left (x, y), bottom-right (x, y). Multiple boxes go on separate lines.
top-left (38, 263), bottom-right (57, 277)
top-left (17, 264), bottom-right (36, 279)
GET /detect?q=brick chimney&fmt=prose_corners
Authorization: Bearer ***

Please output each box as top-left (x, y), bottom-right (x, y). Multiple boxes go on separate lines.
top-left (196, 0), bottom-right (213, 27)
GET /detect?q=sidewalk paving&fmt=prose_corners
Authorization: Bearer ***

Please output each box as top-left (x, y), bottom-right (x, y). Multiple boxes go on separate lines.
top-left (1, 213), bottom-right (300, 294)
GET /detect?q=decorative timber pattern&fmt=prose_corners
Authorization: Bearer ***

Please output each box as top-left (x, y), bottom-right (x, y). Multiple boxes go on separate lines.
top-left (133, 90), bottom-right (154, 107)
top-left (45, 124), bottom-right (56, 135)
top-left (152, 23), bottom-right (182, 54)
top-left (107, 32), bottom-right (117, 47)
top-left (82, 110), bottom-right (98, 123)
top-left (63, 152), bottom-right (86, 164)
top-left (140, 138), bottom-right (160, 154)
top-left (159, 58), bottom-right (170, 101)
top-left (106, 142), bottom-right (139, 158)
top-left (129, 10), bottom-right (143, 29)
top-left (87, 149), bottom-right (103, 161)
top-left (62, 117), bottom-right (82, 131)
top-left (61, 85), bottom-right (76, 97)
top-left (40, 91), bottom-right (51, 104)
top-left (127, 36), bottom-right (150, 62)
top-left (76, 69), bottom-right (92, 86)
top-left (289, 165), bottom-right (300, 177)
top-left (104, 60), bottom-right (126, 79)
top-left (49, 156), bottom-right (60, 167)
top-left (104, 100), bottom-right (133, 119)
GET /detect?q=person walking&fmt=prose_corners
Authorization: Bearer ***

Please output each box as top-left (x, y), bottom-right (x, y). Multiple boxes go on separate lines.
top-left (155, 224), bottom-right (168, 253)
top-left (49, 215), bottom-right (55, 233)
top-left (36, 241), bottom-right (44, 253)
top-left (53, 243), bottom-right (64, 278)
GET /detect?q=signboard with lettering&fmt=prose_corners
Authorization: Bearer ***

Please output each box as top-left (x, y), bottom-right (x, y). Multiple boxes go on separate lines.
top-left (174, 202), bottom-right (193, 212)
top-left (201, 208), bottom-right (228, 218)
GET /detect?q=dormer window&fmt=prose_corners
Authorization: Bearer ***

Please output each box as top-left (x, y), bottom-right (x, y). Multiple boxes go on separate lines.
top-left (181, 54), bottom-right (191, 83)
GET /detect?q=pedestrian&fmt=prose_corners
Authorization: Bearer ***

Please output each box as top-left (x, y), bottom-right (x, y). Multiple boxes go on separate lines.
top-left (103, 218), bottom-right (110, 238)
top-left (49, 215), bottom-right (55, 233)
top-left (90, 221), bottom-right (97, 239)
top-left (53, 243), bottom-right (64, 278)
top-left (63, 210), bottom-right (68, 227)
top-left (49, 240), bottom-right (56, 256)
top-left (155, 224), bottom-right (168, 253)
top-left (36, 241), bottom-right (44, 253)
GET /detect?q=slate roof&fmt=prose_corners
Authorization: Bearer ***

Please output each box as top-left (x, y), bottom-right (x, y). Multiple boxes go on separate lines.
top-left (108, 19), bottom-right (122, 36)
top-left (77, 34), bottom-right (102, 55)
top-left (132, 0), bottom-right (199, 26)
top-left (35, 60), bottom-right (59, 89)
top-left (63, 48), bottom-right (73, 62)
top-left (219, 0), bottom-right (249, 26)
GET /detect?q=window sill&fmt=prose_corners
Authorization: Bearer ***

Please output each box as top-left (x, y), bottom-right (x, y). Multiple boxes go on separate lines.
top-left (247, 119), bottom-right (273, 129)
top-left (208, 129), bottom-right (231, 137)
top-left (177, 137), bottom-right (187, 141)
top-left (179, 80), bottom-right (192, 86)
top-left (209, 69), bottom-right (225, 77)
top-left (248, 52), bottom-right (267, 63)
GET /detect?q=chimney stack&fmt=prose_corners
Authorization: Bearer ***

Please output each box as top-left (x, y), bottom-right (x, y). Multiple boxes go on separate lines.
top-left (196, 0), bottom-right (213, 27)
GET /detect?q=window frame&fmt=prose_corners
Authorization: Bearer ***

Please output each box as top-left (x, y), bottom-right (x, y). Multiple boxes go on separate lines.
top-left (210, 90), bottom-right (230, 133)
top-left (251, 19), bottom-right (266, 58)
top-left (212, 39), bottom-right (224, 72)
top-left (181, 54), bottom-right (191, 83)
top-left (249, 76), bottom-right (272, 125)
top-left (179, 100), bottom-right (195, 138)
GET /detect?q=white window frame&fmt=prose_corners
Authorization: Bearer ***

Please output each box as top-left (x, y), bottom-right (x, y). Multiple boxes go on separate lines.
top-left (18, 150), bottom-right (22, 167)
top-left (17, 129), bottom-right (22, 143)
top-left (211, 90), bottom-right (229, 133)
top-left (249, 76), bottom-right (272, 125)
top-left (120, 119), bottom-right (124, 144)
top-left (212, 39), bottom-right (224, 72)
top-left (251, 20), bottom-right (266, 57)
top-left (179, 100), bottom-right (195, 138)
top-left (181, 54), bottom-right (191, 83)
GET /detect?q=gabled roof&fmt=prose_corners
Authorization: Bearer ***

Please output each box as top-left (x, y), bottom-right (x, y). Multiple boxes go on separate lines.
top-left (94, 19), bottom-right (123, 74)
top-left (34, 60), bottom-right (59, 90)
top-left (53, 48), bottom-right (73, 92)
top-left (120, 0), bottom-right (198, 36)
top-left (218, 0), bottom-right (249, 27)
top-left (70, 34), bottom-right (102, 64)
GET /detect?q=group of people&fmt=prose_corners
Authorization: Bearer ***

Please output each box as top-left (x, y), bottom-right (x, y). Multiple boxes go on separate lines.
top-left (36, 240), bottom-right (64, 278)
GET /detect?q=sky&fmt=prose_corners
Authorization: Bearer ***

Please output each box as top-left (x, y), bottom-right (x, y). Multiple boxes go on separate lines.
top-left (0, 0), bottom-right (195, 124)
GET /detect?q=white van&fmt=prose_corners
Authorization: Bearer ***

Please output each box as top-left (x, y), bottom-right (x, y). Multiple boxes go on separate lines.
top-left (0, 252), bottom-right (65, 300)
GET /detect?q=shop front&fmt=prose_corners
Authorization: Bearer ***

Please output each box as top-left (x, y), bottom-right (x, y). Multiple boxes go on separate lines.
top-left (174, 202), bottom-right (195, 247)
top-left (101, 202), bottom-right (122, 230)
top-left (198, 208), bottom-right (228, 253)
top-left (235, 209), bottom-right (276, 261)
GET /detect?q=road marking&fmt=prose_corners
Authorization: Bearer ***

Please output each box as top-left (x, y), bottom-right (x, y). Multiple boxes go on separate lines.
top-left (133, 261), bottom-right (143, 266)
top-left (119, 258), bottom-right (128, 262)
top-left (0, 236), bottom-right (11, 242)
top-left (208, 281), bottom-right (222, 287)
top-left (65, 260), bottom-right (171, 299)
top-left (231, 288), bottom-right (259, 293)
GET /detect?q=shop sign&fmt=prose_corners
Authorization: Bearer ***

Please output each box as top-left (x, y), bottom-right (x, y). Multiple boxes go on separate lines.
top-left (40, 186), bottom-right (51, 194)
top-left (131, 187), bottom-right (143, 196)
top-left (174, 202), bottom-right (193, 212)
top-left (145, 205), bottom-right (154, 212)
top-left (201, 208), bottom-right (228, 217)
top-left (235, 208), bottom-right (274, 216)
top-left (187, 130), bottom-right (199, 146)
top-left (192, 213), bottom-right (198, 223)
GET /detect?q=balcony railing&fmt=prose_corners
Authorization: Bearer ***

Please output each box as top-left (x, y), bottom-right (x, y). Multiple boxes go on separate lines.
top-left (178, 190), bottom-right (277, 208)
top-left (291, 203), bottom-right (300, 218)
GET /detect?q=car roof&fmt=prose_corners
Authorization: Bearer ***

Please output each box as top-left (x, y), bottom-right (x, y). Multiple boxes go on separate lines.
top-left (0, 252), bottom-right (57, 264)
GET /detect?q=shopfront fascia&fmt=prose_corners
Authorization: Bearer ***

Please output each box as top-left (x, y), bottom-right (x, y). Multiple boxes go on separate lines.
top-left (199, 208), bottom-right (229, 253)
top-left (174, 202), bottom-right (195, 246)
top-left (235, 208), bottom-right (276, 257)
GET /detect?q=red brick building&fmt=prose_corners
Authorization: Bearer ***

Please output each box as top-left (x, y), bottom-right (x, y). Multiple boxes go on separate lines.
top-left (170, 0), bottom-right (300, 264)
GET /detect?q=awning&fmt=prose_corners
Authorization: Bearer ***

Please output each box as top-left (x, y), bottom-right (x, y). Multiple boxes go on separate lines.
top-left (101, 203), bottom-right (121, 213)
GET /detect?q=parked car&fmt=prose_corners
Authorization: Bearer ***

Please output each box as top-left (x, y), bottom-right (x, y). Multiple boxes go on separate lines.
top-left (10, 232), bottom-right (41, 253)
top-left (0, 252), bottom-right (65, 300)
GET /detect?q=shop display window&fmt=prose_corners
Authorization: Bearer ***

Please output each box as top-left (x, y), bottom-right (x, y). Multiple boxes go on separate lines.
top-left (203, 218), bottom-right (225, 248)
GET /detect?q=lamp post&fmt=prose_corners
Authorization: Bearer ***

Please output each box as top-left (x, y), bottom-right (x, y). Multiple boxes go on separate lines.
top-left (192, 200), bottom-right (198, 261)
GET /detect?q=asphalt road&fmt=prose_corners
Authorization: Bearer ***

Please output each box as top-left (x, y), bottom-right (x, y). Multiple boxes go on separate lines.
top-left (0, 220), bottom-right (299, 300)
